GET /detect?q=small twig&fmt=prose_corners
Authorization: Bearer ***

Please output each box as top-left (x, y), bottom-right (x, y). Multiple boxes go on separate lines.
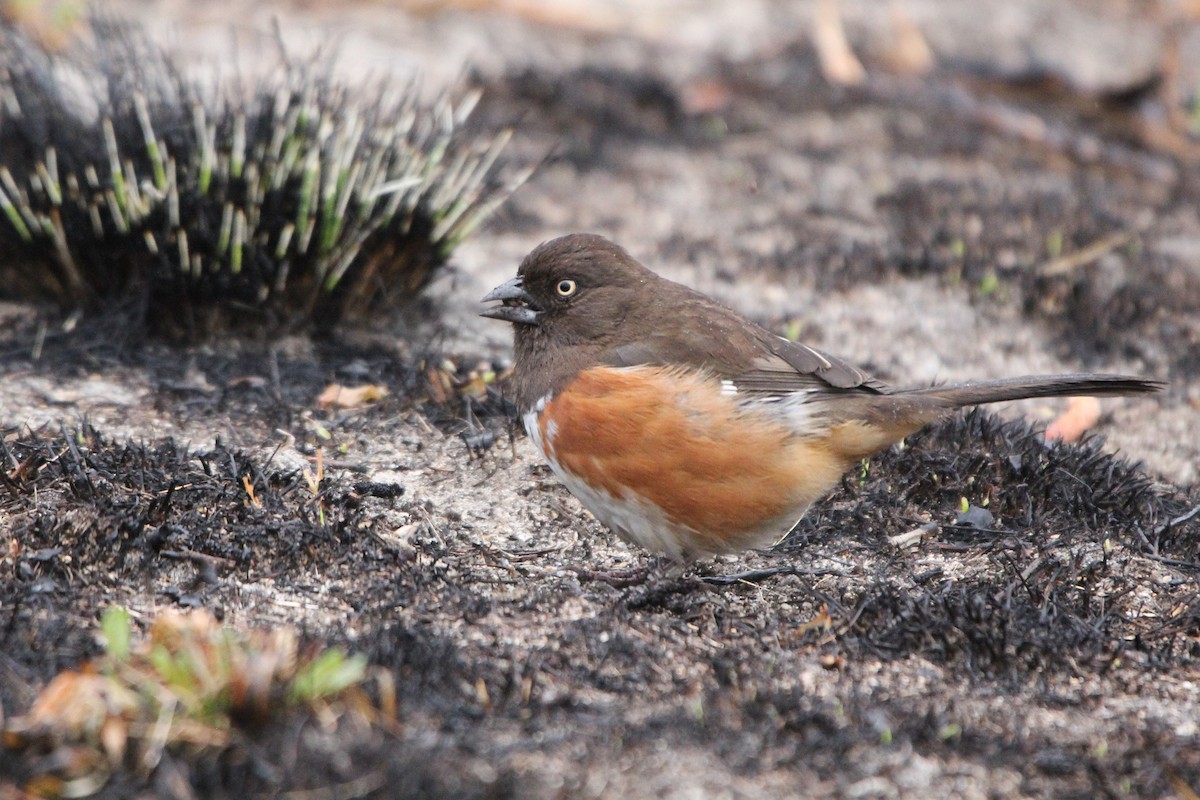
top-left (321, 459), bottom-right (371, 473)
top-left (1152, 504), bottom-right (1200, 538)
top-left (1038, 230), bottom-right (1134, 277)
top-left (1142, 553), bottom-right (1200, 572)
top-left (888, 521), bottom-right (939, 549)
top-left (1019, 555), bottom-right (1045, 584)
top-left (569, 564), bottom-right (655, 588)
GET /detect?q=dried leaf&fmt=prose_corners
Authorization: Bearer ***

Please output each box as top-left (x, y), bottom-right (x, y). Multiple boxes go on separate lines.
top-left (316, 383), bottom-right (389, 409)
top-left (813, 0), bottom-right (866, 86)
top-left (882, 0), bottom-right (934, 75)
top-left (1045, 396), bottom-right (1102, 443)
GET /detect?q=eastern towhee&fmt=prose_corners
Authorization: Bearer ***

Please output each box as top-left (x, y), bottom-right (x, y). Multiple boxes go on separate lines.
top-left (481, 234), bottom-right (1165, 562)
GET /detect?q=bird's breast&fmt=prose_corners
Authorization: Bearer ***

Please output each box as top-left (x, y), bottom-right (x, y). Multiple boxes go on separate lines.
top-left (520, 365), bottom-right (852, 556)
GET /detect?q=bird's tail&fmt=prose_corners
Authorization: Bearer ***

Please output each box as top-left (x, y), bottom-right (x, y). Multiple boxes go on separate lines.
top-left (823, 373), bottom-right (1164, 461)
top-left (905, 373), bottom-right (1166, 408)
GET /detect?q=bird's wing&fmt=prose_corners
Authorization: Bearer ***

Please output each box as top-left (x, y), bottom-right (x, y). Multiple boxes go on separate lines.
top-left (745, 336), bottom-right (892, 396)
top-left (601, 304), bottom-right (891, 399)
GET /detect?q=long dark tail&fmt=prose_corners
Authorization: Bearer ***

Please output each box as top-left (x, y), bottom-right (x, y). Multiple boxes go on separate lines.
top-left (907, 373), bottom-right (1166, 408)
top-left (823, 373), bottom-right (1163, 462)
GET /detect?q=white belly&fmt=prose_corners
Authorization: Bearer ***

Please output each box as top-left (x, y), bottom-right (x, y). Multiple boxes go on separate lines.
top-left (524, 407), bottom-right (711, 560)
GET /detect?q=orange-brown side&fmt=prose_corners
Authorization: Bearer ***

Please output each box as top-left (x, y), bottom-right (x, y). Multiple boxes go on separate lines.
top-left (538, 365), bottom-right (878, 551)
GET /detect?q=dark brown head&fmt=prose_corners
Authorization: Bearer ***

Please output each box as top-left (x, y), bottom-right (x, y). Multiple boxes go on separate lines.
top-left (481, 234), bottom-right (694, 408)
top-left (481, 233), bottom-right (653, 342)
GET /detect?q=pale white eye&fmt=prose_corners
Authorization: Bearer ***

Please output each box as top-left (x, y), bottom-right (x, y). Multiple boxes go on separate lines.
top-left (555, 279), bottom-right (577, 298)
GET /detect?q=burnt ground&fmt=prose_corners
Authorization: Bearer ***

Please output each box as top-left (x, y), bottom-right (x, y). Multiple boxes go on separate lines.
top-left (3, 1), bottom-right (1200, 798)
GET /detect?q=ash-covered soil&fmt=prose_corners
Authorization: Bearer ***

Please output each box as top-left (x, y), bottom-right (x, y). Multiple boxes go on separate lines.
top-left (3, 1), bottom-right (1200, 798)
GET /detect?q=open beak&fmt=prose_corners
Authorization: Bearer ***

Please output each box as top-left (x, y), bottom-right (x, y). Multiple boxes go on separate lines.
top-left (480, 276), bottom-right (543, 326)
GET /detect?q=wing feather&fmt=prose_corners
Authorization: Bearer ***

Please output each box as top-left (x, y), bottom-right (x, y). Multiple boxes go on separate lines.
top-left (598, 290), bottom-right (891, 400)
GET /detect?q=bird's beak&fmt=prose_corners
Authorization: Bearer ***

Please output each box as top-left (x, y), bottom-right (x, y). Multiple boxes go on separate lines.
top-left (480, 276), bottom-right (543, 326)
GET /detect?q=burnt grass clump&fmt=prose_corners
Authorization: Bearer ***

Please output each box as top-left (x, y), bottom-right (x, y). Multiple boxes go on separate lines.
top-left (0, 427), bottom-right (362, 677)
top-left (784, 410), bottom-right (1199, 677)
top-left (0, 14), bottom-right (525, 340)
top-left (0, 424), bottom-right (522, 797)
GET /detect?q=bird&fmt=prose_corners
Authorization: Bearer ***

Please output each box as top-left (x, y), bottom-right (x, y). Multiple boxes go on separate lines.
top-left (480, 233), bottom-right (1165, 562)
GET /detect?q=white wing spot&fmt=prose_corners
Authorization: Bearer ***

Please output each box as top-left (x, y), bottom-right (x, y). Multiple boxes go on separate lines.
top-left (741, 389), bottom-right (822, 435)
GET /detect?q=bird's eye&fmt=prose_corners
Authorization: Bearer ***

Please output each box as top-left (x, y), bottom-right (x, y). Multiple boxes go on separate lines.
top-left (555, 279), bottom-right (577, 298)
